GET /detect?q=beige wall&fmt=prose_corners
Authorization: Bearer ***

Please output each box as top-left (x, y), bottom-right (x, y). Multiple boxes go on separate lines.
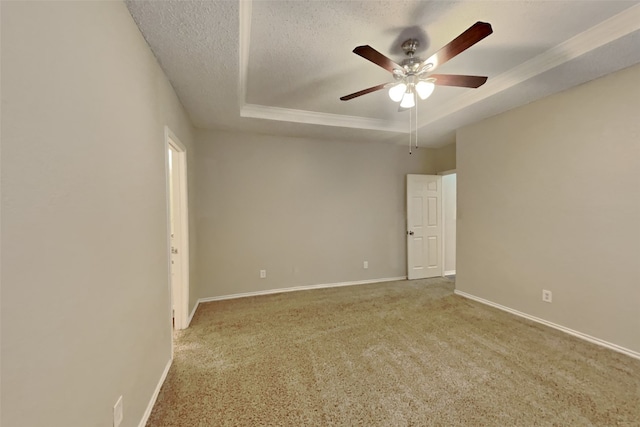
top-left (435, 142), bottom-right (456, 171)
top-left (456, 64), bottom-right (640, 354)
top-left (195, 130), bottom-right (446, 298)
top-left (1, 2), bottom-right (196, 426)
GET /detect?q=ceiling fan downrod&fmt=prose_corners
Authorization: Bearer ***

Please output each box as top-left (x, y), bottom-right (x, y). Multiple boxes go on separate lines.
top-left (400, 38), bottom-right (426, 73)
top-left (401, 38), bottom-right (419, 57)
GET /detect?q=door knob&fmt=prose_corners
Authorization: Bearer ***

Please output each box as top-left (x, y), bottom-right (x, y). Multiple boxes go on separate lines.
top-left (408, 231), bottom-right (414, 235)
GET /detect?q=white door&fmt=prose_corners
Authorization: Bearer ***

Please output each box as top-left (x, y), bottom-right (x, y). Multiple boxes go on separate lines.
top-left (407, 174), bottom-right (443, 279)
top-left (168, 146), bottom-right (182, 327)
top-left (166, 128), bottom-right (190, 331)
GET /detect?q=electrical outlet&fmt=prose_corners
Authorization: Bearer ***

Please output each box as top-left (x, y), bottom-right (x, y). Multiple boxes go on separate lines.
top-left (542, 290), bottom-right (552, 303)
top-left (260, 270), bottom-right (266, 279)
top-left (113, 395), bottom-right (123, 427)
top-left (363, 261), bottom-right (368, 269)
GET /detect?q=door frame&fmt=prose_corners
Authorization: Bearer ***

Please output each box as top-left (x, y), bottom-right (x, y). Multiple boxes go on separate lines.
top-left (438, 169), bottom-right (456, 277)
top-left (165, 126), bottom-right (190, 331)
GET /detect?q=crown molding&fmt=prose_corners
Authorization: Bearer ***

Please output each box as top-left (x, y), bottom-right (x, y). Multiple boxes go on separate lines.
top-left (419, 3), bottom-right (640, 128)
top-left (238, 1), bottom-right (404, 133)
top-left (239, 2), bottom-right (640, 134)
top-left (241, 104), bottom-right (408, 133)
top-left (238, 0), bottom-right (252, 107)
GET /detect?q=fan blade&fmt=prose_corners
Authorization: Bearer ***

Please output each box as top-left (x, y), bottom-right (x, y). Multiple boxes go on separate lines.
top-left (353, 45), bottom-right (403, 74)
top-left (340, 83), bottom-right (387, 101)
top-left (424, 22), bottom-right (492, 70)
top-left (430, 74), bottom-right (488, 88)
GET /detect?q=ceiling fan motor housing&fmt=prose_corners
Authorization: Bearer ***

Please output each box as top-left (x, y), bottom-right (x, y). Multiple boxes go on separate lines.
top-left (402, 57), bottom-right (427, 73)
top-left (400, 39), bottom-right (432, 74)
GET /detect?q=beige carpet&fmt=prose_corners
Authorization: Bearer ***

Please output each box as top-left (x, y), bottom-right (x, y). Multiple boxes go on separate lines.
top-left (147, 278), bottom-right (640, 426)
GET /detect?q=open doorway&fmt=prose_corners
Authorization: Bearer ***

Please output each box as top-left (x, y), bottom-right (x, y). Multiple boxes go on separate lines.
top-left (441, 171), bottom-right (456, 279)
top-left (165, 127), bottom-right (190, 331)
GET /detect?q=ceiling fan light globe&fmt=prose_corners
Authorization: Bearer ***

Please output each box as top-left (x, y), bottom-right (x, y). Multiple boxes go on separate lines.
top-left (400, 92), bottom-right (415, 109)
top-left (416, 80), bottom-right (435, 100)
top-left (388, 83), bottom-right (407, 102)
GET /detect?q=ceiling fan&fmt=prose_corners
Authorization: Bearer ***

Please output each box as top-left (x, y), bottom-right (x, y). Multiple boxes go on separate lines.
top-left (340, 22), bottom-right (493, 109)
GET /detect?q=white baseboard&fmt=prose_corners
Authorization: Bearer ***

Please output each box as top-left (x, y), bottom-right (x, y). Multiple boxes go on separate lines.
top-left (198, 276), bottom-right (407, 304)
top-left (138, 358), bottom-right (172, 427)
top-left (454, 290), bottom-right (640, 361)
top-left (189, 276), bottom-right (407, 322)
top-left (444, 270), bottom-right (456, 276)
top-left (187, 301), bottom-right (198, 327)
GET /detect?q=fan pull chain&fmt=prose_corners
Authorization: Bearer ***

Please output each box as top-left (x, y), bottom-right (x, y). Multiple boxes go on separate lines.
top-left (409, 101), bottom-right (419, 154)
top-left (415, 101), bottom-right (418, 150)
top-left (409, 102), bottom-right (413, 154)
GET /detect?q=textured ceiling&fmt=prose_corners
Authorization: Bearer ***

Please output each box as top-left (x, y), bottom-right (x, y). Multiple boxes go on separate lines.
top-left (126, 0), bottom-right (640, 147)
